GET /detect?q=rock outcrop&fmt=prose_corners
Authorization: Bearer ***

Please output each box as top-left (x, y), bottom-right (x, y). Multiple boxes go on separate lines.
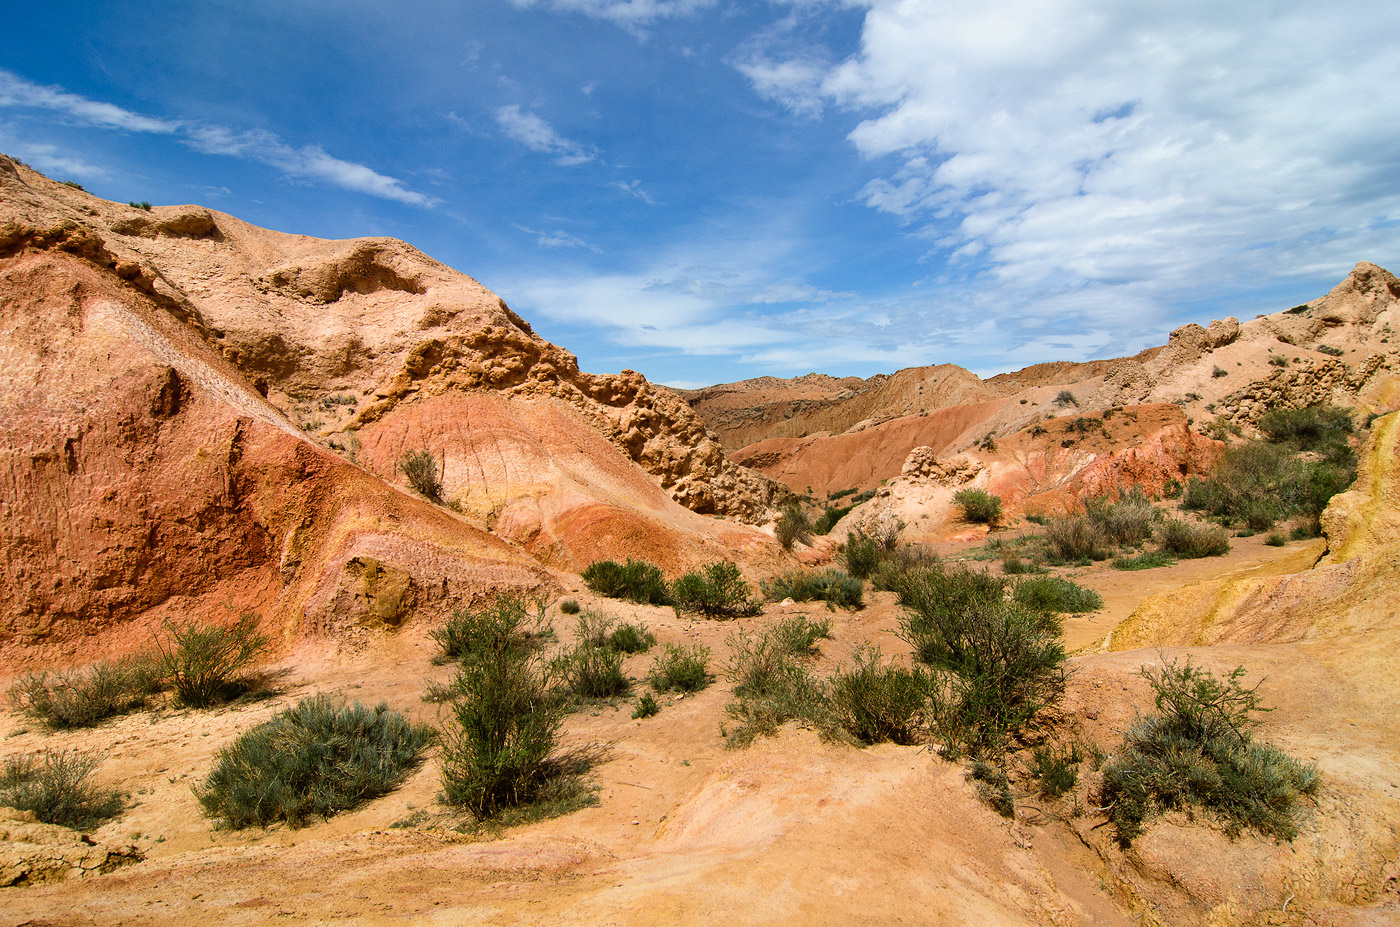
top-left (0, 155), bottom-right (786, 667)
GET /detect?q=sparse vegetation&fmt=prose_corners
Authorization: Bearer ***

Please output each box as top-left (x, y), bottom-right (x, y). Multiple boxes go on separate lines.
top-left (61, 180), bottom-right (85, 191)
top-left (437, 598), bottom-right (574, 820)
top-left (897, 566), bottom-right (1066, 757)
top-left (196, 696), bottom-right (432, 828)
top-left (647, 644), bottom-right (712, 693)
top-left (631, 693), bottom-right (660, 719)
top-left (554, 643), bottom-right (629, 699)
top-left (581, 559), bottom-right (672, 606)
top-left (8, 652), bottom-right (164, 729)
top-left (767, 614), bottom-right (833, 655)
top-left (1044, 515), bottom-right (1110, 563)
top-left (775, 503), bottom-right (813, 551)
top-left (1053, 390), bottom-right (1078, 407)
top-left (670, 561), bottom-right (761, 619)
top-left (1030, 742), bottom-right (1082, 799)
top-left (1100, 660), bottom-right (1320, 845)
top-left (761, 569), bottom-right (863, 610)
top-left (606, 621), bottom-right (656, 654)
top-left (813, 502), bottom-right (856, 535)
top-left (157, 613), bottom-right (270, 708)
top-left (432, 599), bottom-right (550, 661)
top-left (399, 449), bottom-right (443, 503)
top-left (0, 749), bottom-right (124, 830)
top-left (723, 630), bottom-right (830, 747)
top-left (828, 647), bottom-right (927, 745)
top-left (1157, 518), bottom-right (1231, 558)
top-left (1012, 575), bottom-right (1103, 613)
top-left (1212, 365), bottom-right (1228, 378)
top-left (1112, 550), bottom-right (1177, 571)
top-left (837, 529), bottom-right (885, 579)
top-left (1184, 405), bottom-right (1356, 532)
top-left (1269, 355), bottom-right (1289, 367)
top-left (968, 760), bottom-right (1014, 817)
top-left (1317, 344), bottom-right (1344, 356)
top-left (1265, 531), bottom-right (1287, 547)
top-left (128, 200), bottom-right (152, 211)
top-left (558, 599), bottom-right (580, 615)
top-left (953, 488), bottom-right (1003, 525)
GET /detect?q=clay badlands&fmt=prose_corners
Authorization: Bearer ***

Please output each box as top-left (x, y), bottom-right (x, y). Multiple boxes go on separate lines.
top-left (2, 155), bottom-right (1399, 925)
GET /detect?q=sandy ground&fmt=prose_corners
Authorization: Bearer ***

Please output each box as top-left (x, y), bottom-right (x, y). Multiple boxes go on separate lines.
top-left (0, 531), bottom-right (1366, 927)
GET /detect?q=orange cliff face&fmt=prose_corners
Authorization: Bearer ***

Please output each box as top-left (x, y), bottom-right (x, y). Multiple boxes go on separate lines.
top-left (0, 155), bottom-right (789, 669)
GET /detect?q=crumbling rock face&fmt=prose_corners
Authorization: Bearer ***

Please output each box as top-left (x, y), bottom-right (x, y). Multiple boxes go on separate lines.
top-left (1220, 353), bottom-right (1394, 427)
top-left (899, 448), bottom-right (985, 485)
top-left (0, 809), bottom-right (142, 887)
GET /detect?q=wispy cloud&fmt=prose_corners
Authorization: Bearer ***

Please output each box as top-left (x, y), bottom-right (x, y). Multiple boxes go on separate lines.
top-left (610, 179), bottom-right (655, 204)
top-left (0, 68), bottom-right (433, 206)
top-left (508, 0), bottom-right (714, 31)
top-left (495, 104), bottom-right (595, 165)
top-left (514, 223), bottom-right (603, 252)
top-left (3, 141), bottom-right (110, 180)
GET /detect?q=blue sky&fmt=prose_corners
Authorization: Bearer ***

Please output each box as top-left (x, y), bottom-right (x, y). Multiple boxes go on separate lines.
top-left (3, 1), bottom-right (1398, 388)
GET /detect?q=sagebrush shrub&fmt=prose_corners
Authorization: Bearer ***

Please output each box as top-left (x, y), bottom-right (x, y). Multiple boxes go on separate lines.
top-left (197, 696), bottom-right (433, 828)
top-left (953, 488), bottom-right (1003, 525)
top-left (439, 601), bottom-right (568, 819)
top-left (8, 652), bottom-right (164, 729)
top-left (432, 599), bottom-right (549, 661)
top-left (1044, 516), bottom-right (1110, 563)
top-left (158, 613), bottom-right (269, 708)
top-left (1030, 742), bottom-right (1082, 799)
top-left (1012, 575), bottom-right (1103, 613)
top-left (761, 569), bottom-right (863, 610)
top-left (767, 614), bottom-right (833, 656)
top-left (647, 644), bottom-right (711, 693)
top-left (838, 530), bottom-right (885, 579)
top-left (555, 644), bottom-right (629, 699)
top-left (670, 562), bottom-right (761, 619)
top-left (606, 622), bottom-right (655, 654)
top-left (399, 449), bottom-right (443, 502)
top-left (1100, 660), bottom-right (1319, 844)
top-left (1158, 519), bottom-right (1230, 558)
top-left (898, 566), bottom-right (1065, 757)
top-left (723, 630), bottom-right (830, 748)
top-left (774, 503), bottom-right (813, 551)
top-left (828, 647), bottom-right (927, 745)
top-left (581, 559), bottom-right (671, 606)
top-left (0, 749), bottom-right (123, 830)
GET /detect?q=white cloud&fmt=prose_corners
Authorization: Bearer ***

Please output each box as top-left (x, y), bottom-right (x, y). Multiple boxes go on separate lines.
top-left (0, 68), bottom-right (433, 206)
top-left (495, 104), bottom-right (595, 165)
top-left (5, 142), bottom-right (109, 180)
top-left (514, 224), bottom-right (603, 252)
top-left (610, 179), bottom-right (656, 204)
top-left (508, 0), bottom-right (714, 29)
top-left (0, 70), bottom-right (179, 133)
top-left (738, 0), bottom-right (1400, 354)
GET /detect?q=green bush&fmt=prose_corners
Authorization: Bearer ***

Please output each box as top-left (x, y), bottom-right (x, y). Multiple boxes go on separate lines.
top-left (554, 644), bottom-right (629, 699)
top-left (828, 647), bottom-right (927, 745)
top-left (1086, 488), bottom-right (1161, 547)
top-left (8, 652), bottom-right (164, 729)
top-left (1030, 743), bottom-right (1082, 799)
top-left (1012, 575), bottom-right (1103, 613)
top-left (632, 693), bottom-right (660, 719)
top-left (157, 613), bottom-right (270, 708)
top-left (1258, 404), bottom-right (1353, 451)
top-left (1100, 660), bottom-right (1320, 845)
top-left (1044, 515), bottom-right (1110, 563)
top-left (1265, 531), bottom-right (1287, 547)
top-left (1158, 519), bottom-right (1230, 558)
top-left (1001, 555), bottom-right (1044, 575)
top-left (559, 599), bottom-right (580, 615)
top-left (813, 503), bottom-right (855, 535)
top-left (954, 488), bottom-right (1003, 525)
top-left (399, 449), bottom-right (443, 502)
top-left (432, 599), bottom-right (550, 661)
top-left (968, 760), bottom-right (1014, 817)
top-left (722, 631), bottom-right (830, 747)
top-left (1111, 550), bottom-right (1177, 571)
top-left (898, 567), bottom-right (1066, 757)
top-left (439, 599), bottom-right (569, 820)
top-left (197, 696), bottom-right (432, 828)
top-left (607, 622), bottom-right (656, 654)
top-left (581, 559), bottom-right (672, 606)
top-left (670, 562), bottom-right (761, 619)
top-left (128, 200), bottom-right (152, 211)
top-left (837, 530), bottom-right (885, 579)
top-left (1053, 390), bottom-right (1078, 407)
top-left (869, 543), bottom-right (942, 592)
top-left (761, 569), bottom-right (863, 610)
top-left (775, 503), bottom-right (813, 551)
top-left (0, 750), bottom-right (124, 830)
top-left (768, 614), bottom-right (833, 656)
top-left (647, 644), bottom-right (711, 693)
